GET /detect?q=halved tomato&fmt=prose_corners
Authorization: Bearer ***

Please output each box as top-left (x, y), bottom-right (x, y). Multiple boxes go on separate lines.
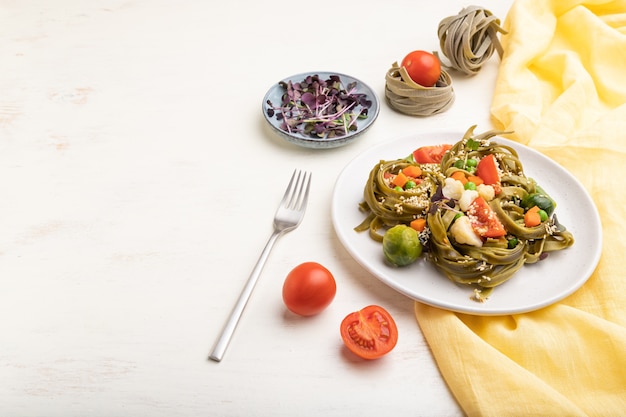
top-left (412, 144), bottom-right (452, 164)
top-left (467, 196), bottom-right (506, 238)
top-left (340, 305), bottom-right (398, 360)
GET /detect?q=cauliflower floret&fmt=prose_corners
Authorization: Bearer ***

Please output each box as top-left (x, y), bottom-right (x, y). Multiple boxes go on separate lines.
top-left (458, 189), bottom-right (479, 212)
top-left (477, 184), bottom-right (495, 201)
top-left (442, 177), bottom-right (464, 200)
top-left (450, 215), bottom-right (483, 247)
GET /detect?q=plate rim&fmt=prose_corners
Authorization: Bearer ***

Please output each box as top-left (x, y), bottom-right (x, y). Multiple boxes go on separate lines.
top-left (331, 128), bottom-right (603, 315)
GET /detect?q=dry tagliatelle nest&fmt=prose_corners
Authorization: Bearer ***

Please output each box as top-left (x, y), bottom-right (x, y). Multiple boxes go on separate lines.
top-left (384, 63), bottom-right (455, 117)
top-left (437, 6), bottom-right (507, 76)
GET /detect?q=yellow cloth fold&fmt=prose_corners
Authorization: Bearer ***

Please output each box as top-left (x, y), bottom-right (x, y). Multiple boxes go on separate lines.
top-left (415, 1), bottom-right (626, 415)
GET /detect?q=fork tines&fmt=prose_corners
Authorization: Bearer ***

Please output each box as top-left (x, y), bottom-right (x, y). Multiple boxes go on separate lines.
top-left (283, 169), bottom-right (311, 210)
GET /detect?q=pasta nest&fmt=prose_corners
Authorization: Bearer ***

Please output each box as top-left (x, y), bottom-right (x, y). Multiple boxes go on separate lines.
top-left (437, 6), bottom-right (507, 76)
top-left (384, 62), bottom-right (455, 117)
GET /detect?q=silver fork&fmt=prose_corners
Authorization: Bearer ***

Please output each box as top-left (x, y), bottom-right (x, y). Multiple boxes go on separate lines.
top-left (209, 169), bottom-right (312, 362)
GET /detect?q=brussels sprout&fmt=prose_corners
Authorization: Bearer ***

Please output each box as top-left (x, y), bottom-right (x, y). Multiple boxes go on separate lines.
top-left (382, 225), bottom-right (422, 266)
top-left (521, 182), bottom-right (556, 216)
top-left (521, 192), bottom-right (555, 216)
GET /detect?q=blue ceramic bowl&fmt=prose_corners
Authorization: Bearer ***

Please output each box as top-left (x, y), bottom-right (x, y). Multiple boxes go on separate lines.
top-left (262, 71), bottom-right (380, 149)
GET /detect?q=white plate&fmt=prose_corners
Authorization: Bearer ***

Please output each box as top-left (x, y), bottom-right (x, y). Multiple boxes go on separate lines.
top-left (331, 130), bottom-right (602, 315)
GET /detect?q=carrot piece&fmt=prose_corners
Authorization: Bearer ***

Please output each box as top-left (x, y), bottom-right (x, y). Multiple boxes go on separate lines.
top-left (524, 205), bottom-right (542, 227)
top-left (451, 170), bottom-right (468, 184)
top-left (392, 171), bottom-right (409, 188)
top-left (410, 218), bottom-right (427, 232)
top-left (467, 175), bottom-right (484, 186)
top-left (402, 165), bottom-right (422, 178)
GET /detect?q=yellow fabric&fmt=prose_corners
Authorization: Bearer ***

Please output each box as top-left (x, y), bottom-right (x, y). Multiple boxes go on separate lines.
top-left (415, 1), bottom-right (626, 416)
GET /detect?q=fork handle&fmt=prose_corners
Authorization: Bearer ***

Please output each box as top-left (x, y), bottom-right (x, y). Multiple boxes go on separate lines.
top-left (209, 230), bottom-right (281, 362)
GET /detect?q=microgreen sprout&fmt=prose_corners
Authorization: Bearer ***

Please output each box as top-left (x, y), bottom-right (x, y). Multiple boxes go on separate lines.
top-left (266, 74), bottom-right (372, 139)
top-left (466, 138), bottom-right (480, 151)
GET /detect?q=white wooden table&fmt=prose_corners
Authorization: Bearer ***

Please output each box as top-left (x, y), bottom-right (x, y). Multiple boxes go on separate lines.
top-left (0, 1), bottom-right (512, 415)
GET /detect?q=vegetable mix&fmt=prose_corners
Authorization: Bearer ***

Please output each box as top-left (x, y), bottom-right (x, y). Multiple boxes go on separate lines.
top-left (355, 126), bottom-right (574, 301)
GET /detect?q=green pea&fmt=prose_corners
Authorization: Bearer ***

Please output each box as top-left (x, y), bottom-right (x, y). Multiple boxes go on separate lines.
top-left (464, 182), bottom-right (477, 190)
top-left (539, 209), bottom-right (549, 222)
top-left (394, 186), bottom-right (403, 192)
top-left (466, 158), bottom-right (478, 167)
top-left (454, 160), bottom-right (465, 169)
top-left (507, 237), bottom-right (519, 249)
top-left (405, 180), bottom-right (417, 190)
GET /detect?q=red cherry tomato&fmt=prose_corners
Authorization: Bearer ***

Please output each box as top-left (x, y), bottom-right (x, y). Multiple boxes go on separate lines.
top-left (282, 262), bottom-right (336, 316)
top-left (467, 196), bottom-right (507, 238)
top-left (401, 50), bottom-right (441, 87)
top-left (476, 154), bottom-right (500, 185)
top-left (412, 144), bottom-right (452, 164)
top-left (340, 305), bottom-right (398, 360)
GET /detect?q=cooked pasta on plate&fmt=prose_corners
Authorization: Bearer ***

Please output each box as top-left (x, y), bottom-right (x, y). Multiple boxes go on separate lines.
top-left (332, 127), bottom-right (600, 314)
